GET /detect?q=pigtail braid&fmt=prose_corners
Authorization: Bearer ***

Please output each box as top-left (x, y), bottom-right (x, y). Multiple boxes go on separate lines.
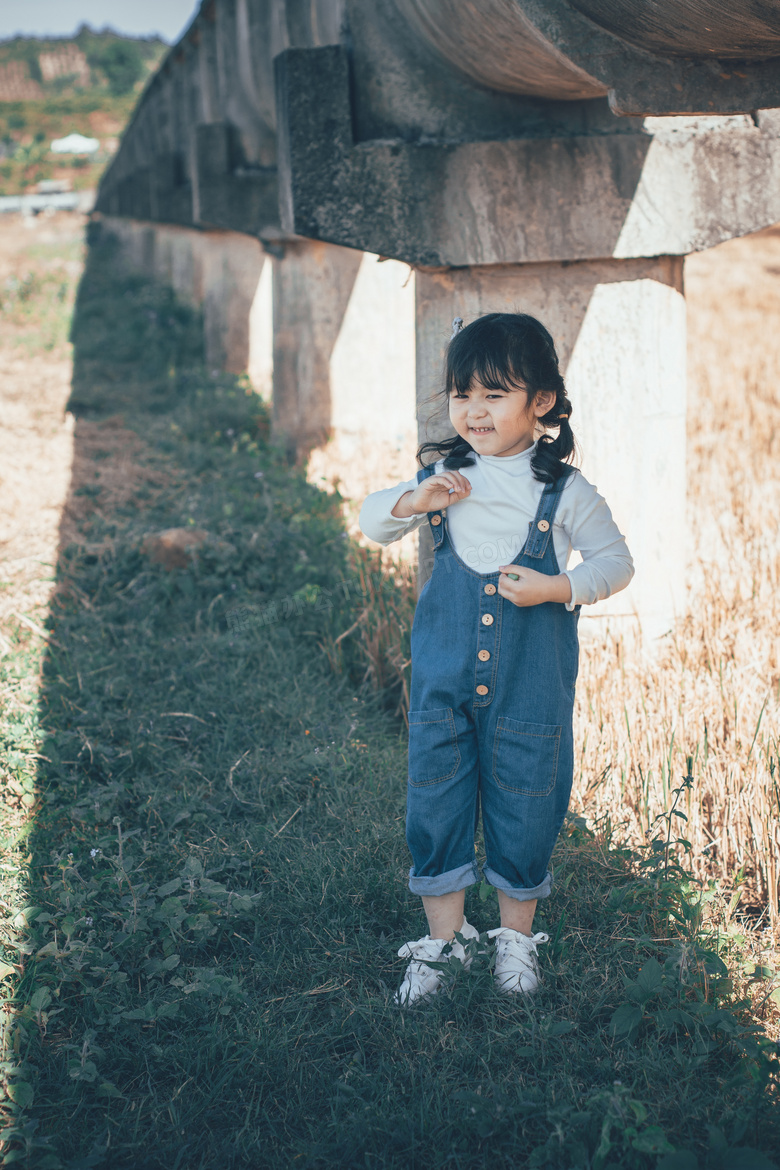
top-left (531, 391), bottom-right (576, 484)
top-left (417, 433), bottom-right (476, 470)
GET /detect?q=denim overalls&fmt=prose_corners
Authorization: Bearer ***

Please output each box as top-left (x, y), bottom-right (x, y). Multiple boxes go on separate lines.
top-left (406, 463), bottom-right (579, 902)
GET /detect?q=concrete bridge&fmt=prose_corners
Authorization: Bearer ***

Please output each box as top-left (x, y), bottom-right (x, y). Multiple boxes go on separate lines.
top-left (96, 1), bottom-right (780, 638)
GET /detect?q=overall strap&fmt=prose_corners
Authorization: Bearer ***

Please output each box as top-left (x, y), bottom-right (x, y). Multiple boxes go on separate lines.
top-left (416, 464), bottom-right (445, 548)
top-left (522, 467), bottom-right (575, 560)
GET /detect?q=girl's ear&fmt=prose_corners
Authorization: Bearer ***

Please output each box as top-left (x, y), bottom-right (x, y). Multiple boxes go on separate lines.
top-left (533, 390), bottom-right (556, 418)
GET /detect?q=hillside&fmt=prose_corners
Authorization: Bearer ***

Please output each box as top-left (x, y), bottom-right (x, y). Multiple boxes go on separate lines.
top-left (0, 26), bottom-right (167, 197)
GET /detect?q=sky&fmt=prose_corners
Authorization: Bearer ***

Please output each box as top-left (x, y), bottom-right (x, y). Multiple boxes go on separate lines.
top-left (0, 1), bottom-right (200, 44)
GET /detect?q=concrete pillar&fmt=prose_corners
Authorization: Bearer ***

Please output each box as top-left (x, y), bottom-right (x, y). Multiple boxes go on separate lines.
top-left (271, 239), bottom-right (363, 461)
top-left (247, 258), bottom-right (273, 401)
top-left (98, 217), bottom-right (273, 394)
top-left (415, 256), bottom-right (686, 639)
top-left (99, 218), bottom-right (416, 506)
top-left (201, 233), bottom-right (268, 375)
top-left (306, 251), bottom-right (418, 536)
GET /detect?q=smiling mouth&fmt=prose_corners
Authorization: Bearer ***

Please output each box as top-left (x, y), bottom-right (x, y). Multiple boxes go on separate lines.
top-left (470, 426), bottom-right (494, 433)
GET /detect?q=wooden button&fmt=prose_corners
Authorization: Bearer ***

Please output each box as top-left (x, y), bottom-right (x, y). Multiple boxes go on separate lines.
top-left (483, 583), bottom-right (496, 595)
top-left (476, 685), bottom-right (489, 696)
top-left (478, 649), bottom-right (490, 662)
top-left (430, 514), bottom-right (442, 526)
top-left (481, 614), bottom-right (494, 626)
top-left (537, 519), bottom-right (550, 532)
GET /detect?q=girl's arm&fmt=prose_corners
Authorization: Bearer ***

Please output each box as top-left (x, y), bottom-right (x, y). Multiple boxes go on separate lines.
top-left (358, 475), bottom-right (429, 546)
top-left (557, 474), bottom-right (634, 609)
top-left (360, 468), bottom-right (473, 545)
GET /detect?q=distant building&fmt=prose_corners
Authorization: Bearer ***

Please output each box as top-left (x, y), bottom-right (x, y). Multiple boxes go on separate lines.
top-left (50, 133), bottom-right (99, 155)
top-left (36, 179), bottom-right (72, 195)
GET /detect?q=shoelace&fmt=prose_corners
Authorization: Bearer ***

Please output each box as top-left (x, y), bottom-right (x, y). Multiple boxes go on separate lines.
top-left (487, 928), bottom-right (549, 964)
top-left (397, 937), bottom-right (448, 961)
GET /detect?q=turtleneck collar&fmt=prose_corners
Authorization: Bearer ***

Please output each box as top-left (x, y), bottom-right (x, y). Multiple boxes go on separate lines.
top-left (475, 441), bottom-right (537, 466)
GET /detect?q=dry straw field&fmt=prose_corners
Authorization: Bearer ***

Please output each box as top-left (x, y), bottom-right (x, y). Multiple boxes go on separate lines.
top-left (570, 227), bottom-right (780, 931)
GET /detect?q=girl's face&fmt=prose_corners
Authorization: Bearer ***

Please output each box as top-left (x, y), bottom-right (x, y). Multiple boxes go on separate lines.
top-left (449, 379), bottom-right (555, 458)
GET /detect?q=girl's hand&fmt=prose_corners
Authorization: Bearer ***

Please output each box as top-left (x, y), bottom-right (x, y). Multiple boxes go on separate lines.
top-left (404, 472), bottom-right (472, 515)
top-left (498, 566), bottom-right (572, 607)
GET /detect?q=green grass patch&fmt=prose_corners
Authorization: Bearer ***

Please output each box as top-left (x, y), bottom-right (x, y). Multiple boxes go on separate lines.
top-left (0, 225), bottom-right (778, 1168)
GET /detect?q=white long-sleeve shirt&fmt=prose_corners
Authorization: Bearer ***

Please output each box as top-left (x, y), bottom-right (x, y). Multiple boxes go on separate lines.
top-left (358, 445), bottom-right (634, 611)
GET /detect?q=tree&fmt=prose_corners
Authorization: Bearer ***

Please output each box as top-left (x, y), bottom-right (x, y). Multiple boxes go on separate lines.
top-left (97, 41), bottom-right (143, 96)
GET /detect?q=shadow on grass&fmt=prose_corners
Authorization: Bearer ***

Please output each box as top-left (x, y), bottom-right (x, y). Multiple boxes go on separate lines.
top-left (2, 222), bottom-right (778, 1169)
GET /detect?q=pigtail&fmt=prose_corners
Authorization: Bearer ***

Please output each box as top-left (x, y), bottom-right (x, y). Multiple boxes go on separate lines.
top-left (417, 433), bottom-right (476, 470)
top-left (531, 397), bottom-right (576, 485)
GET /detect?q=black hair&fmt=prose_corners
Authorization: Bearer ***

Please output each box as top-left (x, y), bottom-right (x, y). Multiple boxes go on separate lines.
top-left (416, 312), bottom-right (576, 484)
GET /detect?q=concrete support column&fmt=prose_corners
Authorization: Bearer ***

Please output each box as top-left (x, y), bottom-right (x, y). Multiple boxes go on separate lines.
top-left (99, 217), bottom-right (273, 398)
top-left (271, 239), bottom-right (363, 462)
top-left (415, 256), bottom-right (686, 640)
top-left (200, 233), bottom-right (268, 375)
top-left (305, 250), bottom-right (418, 535)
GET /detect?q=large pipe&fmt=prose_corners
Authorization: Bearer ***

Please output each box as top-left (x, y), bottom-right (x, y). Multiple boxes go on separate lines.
top-left (393, 0), bottom-right (780, 100)
top-left (572, 0), bottom-right (780, 59)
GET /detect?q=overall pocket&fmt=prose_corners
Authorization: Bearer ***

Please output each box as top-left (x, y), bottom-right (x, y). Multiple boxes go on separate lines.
top-left (492, 717), bottom-right (560, 796)
top-left (408, 708), bottom-right (460, 787)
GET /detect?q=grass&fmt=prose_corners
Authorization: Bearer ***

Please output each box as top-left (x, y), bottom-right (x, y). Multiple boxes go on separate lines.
top-left (0, 221), bottom-right (778, 1168)
top-left (0, 237), bottom-right (81, 353)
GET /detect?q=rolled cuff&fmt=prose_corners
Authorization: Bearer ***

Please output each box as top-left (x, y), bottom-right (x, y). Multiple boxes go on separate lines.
top-left (564, 556), bottom-right (635, 610)
top-left (408, 860), bottom-right (480, 897)
top-left (563, 570), bottom-right (578, 612)
top-left (481, 866), bottom-right (553, 902)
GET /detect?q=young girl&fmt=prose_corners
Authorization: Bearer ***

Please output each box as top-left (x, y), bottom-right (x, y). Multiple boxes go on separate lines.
top-left (359, 313), bottom-right (634, 1006)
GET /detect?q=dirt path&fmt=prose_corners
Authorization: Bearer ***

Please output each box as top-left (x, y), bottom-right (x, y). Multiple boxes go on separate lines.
top-left (0, 213), bottom-right (174, 646)
top-left (0, 214), bottom-right (81, 641)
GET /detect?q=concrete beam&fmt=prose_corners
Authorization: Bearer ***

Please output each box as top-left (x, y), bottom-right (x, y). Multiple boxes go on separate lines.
top-left (192, 121), bottom-right (280, 237)
top-left (148, 151), bottom-right (193, 226)
top-left (276, 46), bottom-right (780, 267)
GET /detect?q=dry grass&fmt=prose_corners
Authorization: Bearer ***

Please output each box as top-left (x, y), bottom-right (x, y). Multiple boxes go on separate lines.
top-left (571, 226), bottom-right (780, 941)
top-left (0, 214), bottom-right (82, 643)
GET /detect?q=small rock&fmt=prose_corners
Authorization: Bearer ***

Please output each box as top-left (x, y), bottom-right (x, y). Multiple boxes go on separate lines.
top-left (141, 528), bottom-right (210, 570)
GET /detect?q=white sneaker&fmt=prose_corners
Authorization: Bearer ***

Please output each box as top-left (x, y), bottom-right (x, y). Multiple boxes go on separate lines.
top-left (488, 927), bottom-right (550, 994)
top-left (394, 918), bottom-right (480, 1007)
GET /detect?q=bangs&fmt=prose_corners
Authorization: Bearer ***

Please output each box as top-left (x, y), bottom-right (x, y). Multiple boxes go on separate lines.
top-left (448, 349), bottom-right (527, 395)
top-left (445, 315), bottom-right (531, 396)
